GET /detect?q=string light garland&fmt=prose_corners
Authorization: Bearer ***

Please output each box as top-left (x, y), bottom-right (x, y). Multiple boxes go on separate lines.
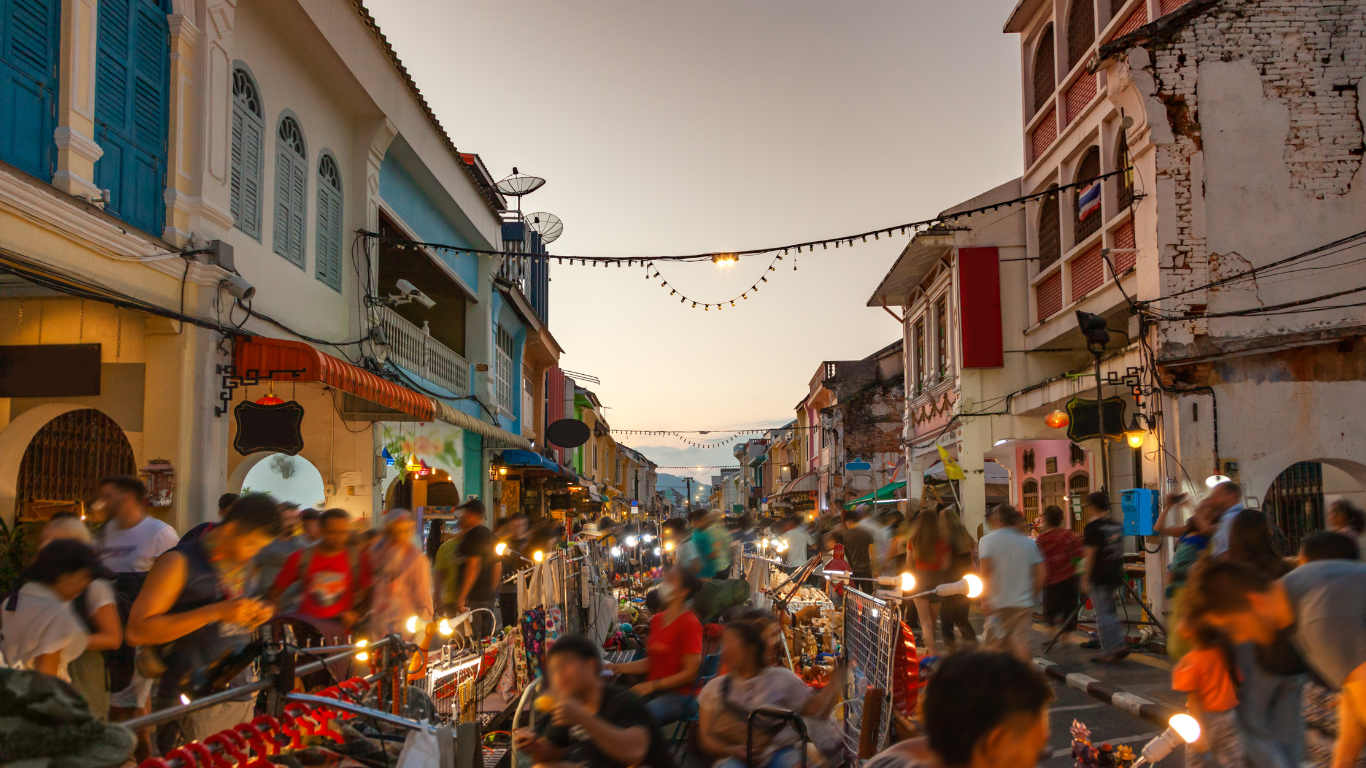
top-left (644, 252), bottom-right (787, 310)
top-left (354, 167), bottom-right (1130, 266)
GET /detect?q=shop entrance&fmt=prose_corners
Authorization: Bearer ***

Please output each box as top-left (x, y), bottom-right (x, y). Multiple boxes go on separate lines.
top-left (240, 453), bottom-right (326, 509)
top-left (16, 408), bottom-right (134, 521)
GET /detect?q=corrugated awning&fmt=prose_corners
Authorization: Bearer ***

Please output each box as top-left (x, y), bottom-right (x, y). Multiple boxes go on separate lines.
top-left (778, 470), bottom-right (819, 495)
top-left (235, 337), bottom-right (433, 420)
top-left (428, 399), bottom-right (532, 449)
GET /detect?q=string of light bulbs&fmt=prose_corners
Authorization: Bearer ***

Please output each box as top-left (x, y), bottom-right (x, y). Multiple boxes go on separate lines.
top-left (644, 252), bottom-right (789, 311)
top-left (353, 167), bottom-right (1130, 266)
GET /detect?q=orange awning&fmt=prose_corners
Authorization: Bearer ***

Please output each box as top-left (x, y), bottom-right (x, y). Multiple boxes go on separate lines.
top-left (234, 337), bottom-right (434, 421)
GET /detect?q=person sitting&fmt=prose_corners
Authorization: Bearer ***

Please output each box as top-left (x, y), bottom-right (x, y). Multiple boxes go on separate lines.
top-left (861, 649), bottom-right (1053, 768)
top-left (699, 619), bottom-right (844, 768)
top-left (515, 634), bottom-right (675, 768)
top-left (605, 567), bottom-right (703, 725)
top-left (267, 508), bottom-right (370, 641)
top-left (1, 540), bottom-right (113, 681)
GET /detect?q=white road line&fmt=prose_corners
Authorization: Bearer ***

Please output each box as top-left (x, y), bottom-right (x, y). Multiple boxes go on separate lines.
top-left (1048, 703), bottom-right (1106, 713)
top-left (1048, 731), bottom-right (1163, 758)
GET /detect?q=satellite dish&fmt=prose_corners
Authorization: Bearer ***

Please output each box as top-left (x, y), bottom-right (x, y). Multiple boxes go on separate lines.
top-left (268, 454), bottom-right (296, 479)
top-left (547, 418), bottom-right (591, 449)
top-left (496, 167), bottom-right (546, 198)
top-left (526, 213), bottom-right (564, 244)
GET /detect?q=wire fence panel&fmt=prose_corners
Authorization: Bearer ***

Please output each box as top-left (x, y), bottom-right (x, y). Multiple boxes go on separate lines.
top-left (842, 588), bottom-right (897, 763)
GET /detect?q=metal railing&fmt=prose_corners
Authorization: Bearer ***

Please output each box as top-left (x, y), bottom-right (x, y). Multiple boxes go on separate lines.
top-left (842, 588), bottom-right (898, 764)
top-left (374, 305), bottom-right (470, 395)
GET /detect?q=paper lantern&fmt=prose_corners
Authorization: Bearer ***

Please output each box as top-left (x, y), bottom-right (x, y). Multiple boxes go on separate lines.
top-left (1044, 409), bottom-right (1069, 429)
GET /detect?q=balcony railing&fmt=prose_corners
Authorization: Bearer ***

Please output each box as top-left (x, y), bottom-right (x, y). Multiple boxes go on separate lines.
top-left (373, 305), bottom-right (470, 396)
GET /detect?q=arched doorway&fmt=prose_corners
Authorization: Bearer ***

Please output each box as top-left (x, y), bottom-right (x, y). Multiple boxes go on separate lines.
top-left (16, 409), bottom-right (135, 521)
top-left (239, 453), bottom-right (326, 509)
top-left (1264, 460), bottom-right (1366, 551)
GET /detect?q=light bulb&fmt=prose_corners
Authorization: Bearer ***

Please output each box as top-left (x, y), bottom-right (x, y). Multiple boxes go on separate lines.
top-left (180, 694), bottom-right (192, 705)
top-left (611, 546), bottom-right (622, 557)
top-left (406, 615), bottom-right (419, 634)
top-left (534, 550), bottom-right (544, 562)
top-left (665, 542), bottom-right (674, 552)
top-left (495, 542), bottom-right (508, 556)
top-left (1206, 474), bottom-right (1232, 489)
top-left (871, 609), bottom-right (880, 618)
top-left (625, 536), bottom-right (638, 547)
top-left (760, 539), bottom-right (769, 549)
top-left (1169, 714), bottom-right (1201, 743)
top-left (357, 639), bottom-right (368, 647)
top-left (653, 547), bottom-right (661, 556)
top-left (642, 534), bottom-right (654, 542)
top-left (438, 618), bottom-right (453, 636)
top-left (1127, 432), bottom-right (1144, 449)
top-left (356, 651), bottom-right (369, 661)
top-left (965, 574), bottom-right (984, 598)
top-left (900, 572), bottom-right (915, 592)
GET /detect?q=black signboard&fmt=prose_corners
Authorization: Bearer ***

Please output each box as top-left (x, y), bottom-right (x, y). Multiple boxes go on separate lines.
top-left (1065, 396), bottom-right (1128, 442)
top-left (0, 344), bottom-right (101, 397)
top-left (233, 400), bottom-right (305, 456)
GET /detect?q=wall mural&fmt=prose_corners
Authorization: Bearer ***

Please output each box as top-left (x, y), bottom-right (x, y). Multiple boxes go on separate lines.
top-left (381, 422), bottom-right (465, 478)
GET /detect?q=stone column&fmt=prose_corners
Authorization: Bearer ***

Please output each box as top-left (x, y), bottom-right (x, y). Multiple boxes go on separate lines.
top-left (53, 0), bottom-right (103, 200)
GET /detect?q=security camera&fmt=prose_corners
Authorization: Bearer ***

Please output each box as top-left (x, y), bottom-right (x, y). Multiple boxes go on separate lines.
top-left (392, 279), bottom-right (436, 309)
top-left (221, 274), bottom-right (256, 301)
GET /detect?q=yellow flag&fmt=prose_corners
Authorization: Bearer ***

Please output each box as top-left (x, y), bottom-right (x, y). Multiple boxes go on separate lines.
top-left (937, 444), bottom-right (966, 481)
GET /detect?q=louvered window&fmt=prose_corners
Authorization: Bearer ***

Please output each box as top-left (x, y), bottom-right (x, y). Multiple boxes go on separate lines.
top-left (495, 325), bottom-right (515, 415)
top-left (1074, 147), bottom-right (1102, 243)
top-left (1032, 26), bottom-right (1055, 118)
top-left (273, 115), bottom-right (307, 269)
top-left (1067, 0), bottom-right (1095, 72)
top-left (1038, 189), bottom-right (1061, 270)
top-left (230, 67), bottom-right (264, 239)
top-left (93, 0), bottom-right (170, 236)
top-left (315, 152), bottom-right (342, 291)
top-left (0, 0), bottom-right (60, 179)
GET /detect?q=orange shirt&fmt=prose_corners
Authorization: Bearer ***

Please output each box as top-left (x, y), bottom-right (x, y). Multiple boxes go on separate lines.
top-left (1172, 647), bottom-right (1238, 713)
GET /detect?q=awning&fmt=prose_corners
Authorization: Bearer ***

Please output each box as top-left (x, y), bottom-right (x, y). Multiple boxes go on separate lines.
top-left (845, 481), bottom-right (907, 510)
top-left (778, 470), bottom-right (818, 495)
top-left (235, 337), bottom-right (433, 420)
top-left (429, 400), bottom-right (532, 450)
top-left (500, 449), bottom-right (561, 472)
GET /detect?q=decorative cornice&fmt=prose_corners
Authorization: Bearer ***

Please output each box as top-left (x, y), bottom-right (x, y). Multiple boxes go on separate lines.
top-left (167, 14), bottom-right (201, 46)
top-left (164, 189), bottom-right (235, 232)
top-left (53, 127), bottom-right (104, 163)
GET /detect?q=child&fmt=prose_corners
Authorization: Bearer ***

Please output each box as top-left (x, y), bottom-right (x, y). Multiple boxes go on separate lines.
top-left (1034, 505), bottom-right (1082, 630)
top-left (1172, 625), bottom-right (1245, 767)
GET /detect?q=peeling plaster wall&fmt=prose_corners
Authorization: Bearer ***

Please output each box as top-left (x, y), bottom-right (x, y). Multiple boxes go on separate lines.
top-left (1121, 0), bottom-right (1366, 355)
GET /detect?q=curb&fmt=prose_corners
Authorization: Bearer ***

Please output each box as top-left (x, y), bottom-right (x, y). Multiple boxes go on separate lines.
top-left (1032, 658), bottom-right (1179, 729)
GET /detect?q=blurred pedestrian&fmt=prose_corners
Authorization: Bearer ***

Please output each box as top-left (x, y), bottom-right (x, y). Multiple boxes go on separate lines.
top-left (178, 493), bottom-right (239, 543)
top-left (979, 504), bottom-right (1043, 661)
top-left (939, 506), bottom-right (978, 648)
top-left (253, 502), bottom-right (306, 611)
top-left (435, 500), bottom-right (496, 638)
top-left (908, 504), bottom-right (948, 656)
top-left (1294, 531), bottom-right (1361, 767)
top-left (1081, 492), bottom-right (1128, 663)
top-left (267, 508), bottom-right (370, 641)
top-left (841, 507), bottom-right (877, 583)
top-left (300, 508), bottom-right (323, 548)
top-left (1174, 624), bottom-right (1245, 768)
top-left (1, 539), bottom-right (113, 681)
top-left (1327, 500), bottom-right (1366, 562)
top-left (1035, 505), bottom-right (1082, 632)
top-left (126, 493), bottom-right (282, 751)
top-left (369, 509), bottom-right (434, 639)
top-left (605, 567), bottom-right (703, 725)
top-left (861, 649), bottom-right (1052, 768)
top-left (37, 515), bottom-right (122, 717)
top-left (498, 513), bottom-right (530, 631)
top-left (1209, 481), bottom-right (1246, 556)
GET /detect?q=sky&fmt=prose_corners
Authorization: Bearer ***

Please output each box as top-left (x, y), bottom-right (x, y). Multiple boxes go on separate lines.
top-left (366, 0), bottom-right (1027, 478)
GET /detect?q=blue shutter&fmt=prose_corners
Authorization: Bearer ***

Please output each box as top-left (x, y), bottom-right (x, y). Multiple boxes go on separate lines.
top-left (315, 154), bottom-right (341, 291)
top-left (272, 116), bottom-right (306, 269)
top-left (0, 0), bottom-right (60, 179)
top-left (230, 69), bottom-right (263, 239)
top-left (93, 0), bottom-right (168, 236)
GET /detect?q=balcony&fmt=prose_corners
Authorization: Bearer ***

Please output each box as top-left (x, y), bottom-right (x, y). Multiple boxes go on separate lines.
top-left (373, 305), bottom-right (470, 396)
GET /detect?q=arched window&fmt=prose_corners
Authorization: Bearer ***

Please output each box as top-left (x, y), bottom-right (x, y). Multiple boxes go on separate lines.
top-left (273, 114), bottom-right (307, 268)
top-left (1038, 188), bottom-right (1061, 270)
top-left (1067, 0), bottom-right (1095, 73)
top-left (1074, 147), bottom-right (1102, 243)
top-left (1068, 471), bottom-right (1090, 496)
top-left (230, 67), bottom-right (264, 239)
top-left (315, 152), bottom-right (343, 290)
top-left (1116, 131), bottom-right (1134, 210)
top-left (1032, 26), bottom-right (1055, 118)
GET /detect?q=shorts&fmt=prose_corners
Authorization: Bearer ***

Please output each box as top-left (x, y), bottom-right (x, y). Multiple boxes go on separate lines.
top-left (110, 669), bottom-right (154, 709)
top-left (984, 607), bottom-right (1034, 655)
top-left (1042, 577), bottom-right (1080, 629)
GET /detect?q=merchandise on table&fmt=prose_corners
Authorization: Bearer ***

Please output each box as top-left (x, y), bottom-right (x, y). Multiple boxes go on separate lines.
top-left (780, 603), bottom-right (841, 686)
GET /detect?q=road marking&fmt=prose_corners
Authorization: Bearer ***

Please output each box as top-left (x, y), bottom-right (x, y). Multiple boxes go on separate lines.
top-left (1065, 672), bottom-right (1101, 691)
top-left (1048, 703), bottom-right (1106, 713)
top-left (1048, 731), bottom-right (1162, 758)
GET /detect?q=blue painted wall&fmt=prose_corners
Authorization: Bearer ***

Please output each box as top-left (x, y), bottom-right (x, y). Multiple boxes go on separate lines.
top-left (491, 291), bottom-right (527, 436)
top-left (378, 154), bottom-right (480, 290)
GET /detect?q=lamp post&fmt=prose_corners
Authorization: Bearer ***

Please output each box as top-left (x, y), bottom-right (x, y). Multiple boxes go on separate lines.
top-left (1076, 310), bottom-right (1112, 495)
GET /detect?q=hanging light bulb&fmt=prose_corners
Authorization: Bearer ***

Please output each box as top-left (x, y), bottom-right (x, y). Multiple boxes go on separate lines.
top-left (405, 615), bottom-right (420, 634)
top-left (438, 618), bottom-right (454, 636)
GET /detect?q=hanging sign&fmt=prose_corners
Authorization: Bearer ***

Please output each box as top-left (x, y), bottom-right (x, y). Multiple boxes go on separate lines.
top-left (1065, 397), bottom-right (1127, 442)
top-left (233, 400), bottom-right (305, 456)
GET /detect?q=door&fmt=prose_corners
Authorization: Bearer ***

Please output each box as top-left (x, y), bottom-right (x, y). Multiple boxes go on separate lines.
top-left (93, 0), bottom-right (169, 236)
top-left (1041, 473), bottom-right (1067, 526)
top-left (0, 0), bottom-right (59, 179)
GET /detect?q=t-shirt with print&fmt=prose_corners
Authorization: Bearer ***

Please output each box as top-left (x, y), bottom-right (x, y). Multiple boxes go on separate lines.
top-left (1035, 527), bottom-right (1083, 586)
top-left (273, 547), bottom-right (371, 620)
top-left (98, 515), bottom-right (179, 573)
top-left (647, 609), bottom-right (703, 694)
top-left (699, 667), bottom-right (813, 755)
top-left (455, 525), bottom-right (496, 603)
top-left (1082, 517), bottom-right (1126, 586)
top-left (537, 684), bottom-right (676, 768)
top-left (1281, 558), bottom-right (1366, 690)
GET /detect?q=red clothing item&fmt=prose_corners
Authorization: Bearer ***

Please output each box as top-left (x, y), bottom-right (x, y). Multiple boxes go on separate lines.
top-left (911, 540), bottom-right (950, 573)
top-left (647, 609), bottom-right (703, 694)
top-left (1035, 527), bottom-right (1083, 586)
top-left (274, 547), bottom-right (372, 620)
top-left (1173, 647), bottom-right (1239, 712)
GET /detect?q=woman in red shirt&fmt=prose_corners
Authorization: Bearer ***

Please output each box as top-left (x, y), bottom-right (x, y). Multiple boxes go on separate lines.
top-left (909, 505), bottom-right (950, 656)
top-left (605, 567), bottom-right (703, 725)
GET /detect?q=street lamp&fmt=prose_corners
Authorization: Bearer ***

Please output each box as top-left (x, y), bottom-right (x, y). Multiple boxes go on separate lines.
top-left (1076, 310), bottom-right (1112, 493)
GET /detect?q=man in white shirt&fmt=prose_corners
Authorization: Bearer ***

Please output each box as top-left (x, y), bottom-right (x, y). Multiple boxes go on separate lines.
top-left (781, 517), bottom-right (814, 566)
top-left (1208, 481), bottom-right (1245, 556)
top-left (979, 504), bottom-right (1045, 661)
top-left (855, 505), bottom-right (893, 576)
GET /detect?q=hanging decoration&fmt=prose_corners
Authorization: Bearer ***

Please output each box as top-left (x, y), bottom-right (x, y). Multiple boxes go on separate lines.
top-left (254, 384), bottom-right (285, 405)
top-left (1044, 410), bottom-right (1070, 429)
top-left (232, 400), bottom-right (305, 456)
top-left (645, 251), bottom-right (787, 310)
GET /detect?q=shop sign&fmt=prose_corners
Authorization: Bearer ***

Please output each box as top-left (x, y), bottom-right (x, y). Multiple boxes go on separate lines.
top-left (233, 400), bottom-right (305, 456)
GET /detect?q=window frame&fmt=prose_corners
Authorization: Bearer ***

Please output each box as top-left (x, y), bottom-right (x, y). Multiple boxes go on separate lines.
top-left (914, 318), bottom-right (927, 392)
top-left (495, 325), bottom-right (515, 416)
top-left (935, 295), bottom-right (949, 378)
top-left (230, 64), bottom-right (265, 240)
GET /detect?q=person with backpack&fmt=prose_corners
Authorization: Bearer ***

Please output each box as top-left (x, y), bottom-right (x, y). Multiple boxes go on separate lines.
top-left (266, 508), bottom-right (370, 641)
top-left (1, 540), bottom-right (115, 681)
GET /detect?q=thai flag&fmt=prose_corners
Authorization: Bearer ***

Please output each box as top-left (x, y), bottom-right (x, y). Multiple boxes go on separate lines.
top-left (1078, 180), bottom-right (1102, 221)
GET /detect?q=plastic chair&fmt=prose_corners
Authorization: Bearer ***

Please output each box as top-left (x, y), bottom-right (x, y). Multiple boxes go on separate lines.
top-left (667, 653), bottom-right (721, 756)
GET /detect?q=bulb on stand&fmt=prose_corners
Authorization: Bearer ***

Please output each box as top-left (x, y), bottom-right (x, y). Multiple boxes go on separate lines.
top-left (438, 618), bottom-right (453, 636)
top-left (495, 542), bottom-right (508, 556)
top-left (900, 572), bottom-right (915, 592)
top-left (406, 615), bottom-right (420, 634)
top-left (534, 550), bottom-right (544, 562)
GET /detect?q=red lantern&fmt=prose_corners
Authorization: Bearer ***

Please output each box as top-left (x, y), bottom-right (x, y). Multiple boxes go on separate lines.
top-left (1044, 409), bottom-right (1069, 429)
top-left (255, 385), bottom-right (284, 405)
